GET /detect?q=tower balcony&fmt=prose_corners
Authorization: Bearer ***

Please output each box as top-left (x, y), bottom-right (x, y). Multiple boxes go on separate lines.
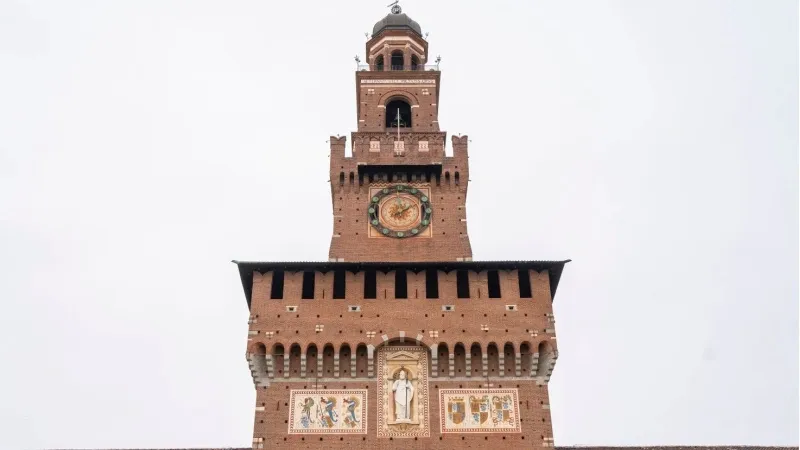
top-left (357, 64), bottom-right (439, 72)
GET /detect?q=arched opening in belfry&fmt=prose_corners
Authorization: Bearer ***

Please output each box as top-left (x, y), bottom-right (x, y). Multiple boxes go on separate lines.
top-left (391, 50), bottom-right (404, 70)
top-left (411, 54), bottom-right (420, 70)
top-left (385, 98), bottom-right (412, 129)
top-left (375, 55), bottom-right (384, 71)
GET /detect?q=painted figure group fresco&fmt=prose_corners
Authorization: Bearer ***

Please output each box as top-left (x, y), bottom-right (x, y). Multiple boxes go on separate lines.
top-left (288, 390), bottom-right (367, 434)
top-left (439, 389), bottom-right (521, 433)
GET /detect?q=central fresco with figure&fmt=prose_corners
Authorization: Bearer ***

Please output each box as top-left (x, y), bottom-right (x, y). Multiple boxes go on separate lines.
top-left (376, 345), bottom-right (431, 438)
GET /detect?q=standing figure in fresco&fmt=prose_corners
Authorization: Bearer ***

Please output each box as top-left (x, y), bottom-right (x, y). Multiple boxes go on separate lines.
top-left (318, 397), bottom-right (338, 428)
top-left (299, 397), bottom-right (315, 428)
top-left (343, 397), bottom-right (360, 428)
top-left (392, 368), bottom-right (414, 422)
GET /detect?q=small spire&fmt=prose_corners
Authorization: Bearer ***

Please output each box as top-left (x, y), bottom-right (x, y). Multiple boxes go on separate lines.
top-left (387, 0), bottom-right (402, 14)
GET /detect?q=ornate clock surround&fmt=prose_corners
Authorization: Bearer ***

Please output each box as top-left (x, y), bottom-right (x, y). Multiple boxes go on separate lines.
top-left (368, 185), bottom-right (432, 239)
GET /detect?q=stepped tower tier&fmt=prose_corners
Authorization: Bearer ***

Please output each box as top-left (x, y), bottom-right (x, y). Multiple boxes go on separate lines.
top-left (330, 6), bottom-right (470, 262)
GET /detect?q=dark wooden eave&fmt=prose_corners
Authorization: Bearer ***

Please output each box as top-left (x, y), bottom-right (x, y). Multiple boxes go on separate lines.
top-left (232, 259), bottom-right (570, 310)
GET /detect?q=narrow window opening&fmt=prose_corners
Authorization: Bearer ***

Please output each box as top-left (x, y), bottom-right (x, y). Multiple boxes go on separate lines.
top-left (375, 55), bottom-right (384, 71)
top-left (395, 270), bottom-right (408, 299)
top-left (349, 172), bottom-right (355, 185)
top-left (301, 271), bottom-right (315, 299)
top-left (455, 172), bottom-right (460, 186)
top-left (270, 270), bottom-right (284, 299)
top-left (518, 269), bottom-right (532, 298)
top-left (456, 270), bottom-right (470, 298)
top-left (390, 51), bottom-right (404, 70)
top-left (488, 270), bottom-right (501, 298)
top-left (339, 172), bottom-right (344, 186)
top-left (445, 172), bottom-right (451, 185)
top-left (364, 269), bottom-right (377, 299)
top-left (425, 269), bottom-right (439, 298)
top-left (333, 269), bottom-right (346, 299)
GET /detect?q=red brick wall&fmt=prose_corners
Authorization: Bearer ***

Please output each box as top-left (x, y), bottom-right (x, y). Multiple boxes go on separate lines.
top-left (246, 269), bottom-right (558, 448)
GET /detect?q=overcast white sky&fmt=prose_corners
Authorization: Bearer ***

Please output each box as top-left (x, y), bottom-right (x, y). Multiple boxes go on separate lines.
top-left (0, 0), bottom-right (797, 448)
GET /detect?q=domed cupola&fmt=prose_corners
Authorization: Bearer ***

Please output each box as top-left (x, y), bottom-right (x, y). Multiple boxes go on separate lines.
top-left (372, 3), bottom-right (422, 37)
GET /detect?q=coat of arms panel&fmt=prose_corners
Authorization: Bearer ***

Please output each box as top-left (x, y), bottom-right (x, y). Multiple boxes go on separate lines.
top-left (439, 389), bottom-right (521, 433)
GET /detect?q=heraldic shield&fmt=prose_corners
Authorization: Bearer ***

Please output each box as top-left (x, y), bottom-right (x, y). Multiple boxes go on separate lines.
top-left (447, 397), bottom-right (466, 425)
top-left (469, 395), bottom-right (490, 425)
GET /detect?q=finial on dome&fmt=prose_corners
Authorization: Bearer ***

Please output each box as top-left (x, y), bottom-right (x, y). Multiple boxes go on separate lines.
top-left (387, 0), bottom-right (402, 14)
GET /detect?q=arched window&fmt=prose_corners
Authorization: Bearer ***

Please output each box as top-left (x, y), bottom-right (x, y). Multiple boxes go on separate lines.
top-left (454, 172), bottom-right (460, 186)
top-left (386, 98), bottom-right (412, 128)
top-left (391, 51), bottom-right (404, 70)
top-left (374, 55), bottom-right (384, 71)
top-left (411, 54), bottom-right (420, 70)
top-left (445, 171), bottom-right (451, 186)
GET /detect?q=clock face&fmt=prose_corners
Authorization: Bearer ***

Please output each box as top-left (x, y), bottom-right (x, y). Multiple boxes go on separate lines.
top-left (368, 185), bottom-right (432, 238)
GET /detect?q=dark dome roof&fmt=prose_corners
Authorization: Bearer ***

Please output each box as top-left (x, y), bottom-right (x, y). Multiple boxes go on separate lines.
top-left (372, 12), bottom-right (422, 37)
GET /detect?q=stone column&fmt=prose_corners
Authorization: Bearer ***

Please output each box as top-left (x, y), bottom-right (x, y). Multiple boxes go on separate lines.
top-left (283, 357), bottom-right (290, 379)
top-left (481, 354), bottom-right (488, 378)
top-left (300, 355), bottom-right (307, 378)
top-left (515, 352), bottom-right (522, 376)
top-left (333, 355), bottom-right (340, 378)
top-left (465, 352), bottom-right (471, 378)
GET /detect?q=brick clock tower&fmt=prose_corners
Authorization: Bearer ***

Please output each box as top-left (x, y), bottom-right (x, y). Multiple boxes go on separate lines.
top-left (234, 5), bottom-right (569, 448)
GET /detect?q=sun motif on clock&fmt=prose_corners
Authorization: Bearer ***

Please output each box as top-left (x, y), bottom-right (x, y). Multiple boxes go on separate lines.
top-left (368, 185), bottom-right (432, 238)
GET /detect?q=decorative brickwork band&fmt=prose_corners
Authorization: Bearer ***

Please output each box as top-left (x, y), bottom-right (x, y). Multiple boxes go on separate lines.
top-left (265, 355), bottom-right (274, 379)
top-left (448, 354), bottom-right (455, 377)
top-left (530, 352), bottom-right (540, 377)
top-left (498, 352), bottom-right (505, 377)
